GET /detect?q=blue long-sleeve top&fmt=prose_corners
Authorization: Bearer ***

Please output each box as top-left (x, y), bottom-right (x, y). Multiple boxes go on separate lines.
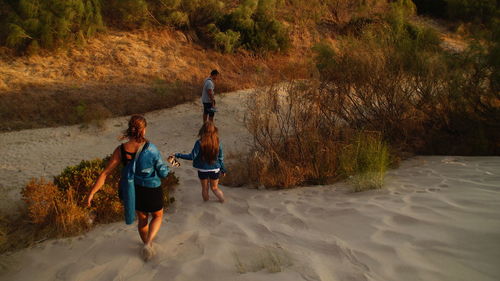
top-left (175, 140), bottom-right (226, 173)
top-left (119, 142), bottom-right (169, 224)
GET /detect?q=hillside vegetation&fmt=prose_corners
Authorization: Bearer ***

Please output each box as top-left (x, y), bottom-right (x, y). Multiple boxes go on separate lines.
top-left (0, 0), bottom-right (498, 154)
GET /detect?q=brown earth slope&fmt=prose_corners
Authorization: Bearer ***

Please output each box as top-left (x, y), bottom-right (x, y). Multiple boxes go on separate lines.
top-left (0, 28), bottom-right (312, 131)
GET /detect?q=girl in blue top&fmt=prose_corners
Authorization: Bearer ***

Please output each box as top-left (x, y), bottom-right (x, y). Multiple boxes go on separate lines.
top-left (87, 115), bottom-right (169, 261)
top-left (175, 121), bottom-right (226, 203)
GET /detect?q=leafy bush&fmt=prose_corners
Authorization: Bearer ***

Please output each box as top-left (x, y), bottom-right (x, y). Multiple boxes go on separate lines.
top-left (216, 0), bottom-right (290, 52)
top-left (0, 0), bottom-right (103, 52)
top-left (213, 28), bottom-right (241, 53)
top-left (166, 11), bottom-right (189, 29)
top-left (313, 3), bottom-right (499, 155)
top-left (229, 0), bottom-right (498, 190)
top-left (0, 0), bottom-right (291, 54)
top-left (54, 157), bottom-right (123, 223)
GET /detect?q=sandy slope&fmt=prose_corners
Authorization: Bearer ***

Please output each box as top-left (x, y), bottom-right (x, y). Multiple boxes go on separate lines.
top-left (1, 90), bottom-right (500, 281)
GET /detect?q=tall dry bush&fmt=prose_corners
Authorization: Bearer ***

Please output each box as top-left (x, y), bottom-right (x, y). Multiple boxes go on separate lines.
top-left (52, 188), bottom-right (92, 236)
top-left (242, 81), bottom-right (376, 188)
top-left (21, 178), bottom-right (91, 238)
top-left (222, 80), bottom-right (391, 190)
top-left (21, 178), bottom-right (60, 225)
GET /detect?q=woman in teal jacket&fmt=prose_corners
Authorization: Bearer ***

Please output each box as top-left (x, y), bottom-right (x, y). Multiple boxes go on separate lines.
top-left (87, 115), bottom-right (169, 261)
top-left (175, 121), bottom-right (226, 203)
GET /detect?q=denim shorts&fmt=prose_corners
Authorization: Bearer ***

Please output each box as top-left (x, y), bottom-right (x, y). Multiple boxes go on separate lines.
top-left (198, 170), bottom-right (220, 180)
top-left (203, 103), bottom-right (215, 117)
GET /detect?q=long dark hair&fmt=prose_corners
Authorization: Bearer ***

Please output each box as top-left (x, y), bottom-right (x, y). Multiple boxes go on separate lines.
top-left (121, 115), bottom-right (147, 143)
top-left (199, 121), bottom-right (219, 164)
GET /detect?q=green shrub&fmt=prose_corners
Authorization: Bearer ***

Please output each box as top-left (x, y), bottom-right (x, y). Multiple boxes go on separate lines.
top-left (166, 11), bottom-right (189, 28)
top-left (54, 157), bottom-right (122, 223)
top-left (0, 0), bottom-right (291, 53)
top-left (313, 6), bottom-right (499, 155)
top-left (213, 29), bottom-right (241, 53)
top-left (339, 132), bottom-right (389, 192)
top-left (22, 156), bottom-right (179, 234)
top-left (0, 0), bottom-right (103, 52)
top-left (216, 0), bottom-right (289, 52)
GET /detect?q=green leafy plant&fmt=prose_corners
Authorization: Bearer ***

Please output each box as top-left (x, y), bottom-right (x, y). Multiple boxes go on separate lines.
top-left (339, 132), bottom-right (389, 192)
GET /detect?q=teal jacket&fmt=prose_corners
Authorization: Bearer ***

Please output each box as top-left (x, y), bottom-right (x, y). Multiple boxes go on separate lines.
top-left (119, 142), bottom-right (169, 224)
top-left (175, 140), bottom-right (226, 173)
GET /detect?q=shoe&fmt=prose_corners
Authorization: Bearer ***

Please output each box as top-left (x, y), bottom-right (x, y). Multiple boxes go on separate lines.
top-left (167, 155), bottom-right (181, 167)
top-left (142, 244), bottom-right (154, 262)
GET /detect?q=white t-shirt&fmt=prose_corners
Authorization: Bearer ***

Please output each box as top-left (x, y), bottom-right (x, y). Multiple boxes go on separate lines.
top-left (201, 78), bottom-right (214, 104)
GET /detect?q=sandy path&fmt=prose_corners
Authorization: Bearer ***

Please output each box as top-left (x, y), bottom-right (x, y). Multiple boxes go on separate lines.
top-left (0, 89), bottom-right (251, 214)
top-left (1, 90), bottom-right (499, 281)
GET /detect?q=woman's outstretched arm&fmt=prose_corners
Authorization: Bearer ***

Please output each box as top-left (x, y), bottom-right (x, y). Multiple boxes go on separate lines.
top-left (87, 147), bottom-right (121, 207)
top-left (175, 141), bottom-right (200, 161)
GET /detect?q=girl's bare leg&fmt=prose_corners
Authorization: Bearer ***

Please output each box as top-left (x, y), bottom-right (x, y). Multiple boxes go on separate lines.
top-left (200, 179), bottom-right (210, 201)
top-left (145, 209), bottom-right (163, 246)
top-left (209, 179), bottom-right (225, 203)
top-left (136, 211), bottom-right (149, 243)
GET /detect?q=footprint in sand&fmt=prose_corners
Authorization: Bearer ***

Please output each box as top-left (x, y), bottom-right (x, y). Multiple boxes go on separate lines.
top-left (183, 179), bottom-right (199, 186)
top-left (390, 214), bottom-right (420, 225)
top-left (336, 202), bottom-right (352, 207)
top-left (306, 207), bottom-right (326, 215)
top-left (250, 206), bottom-right (275, 220)
top-left (278, 213), bottom-right (308, 230)
top-left (198, 211), bottom-right (221, 227)
top-left (159, 232), bottom-right (204, 263)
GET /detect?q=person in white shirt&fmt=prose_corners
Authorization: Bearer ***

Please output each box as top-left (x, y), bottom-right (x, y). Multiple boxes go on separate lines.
top-left (201, 69), bottom-right (219, 123)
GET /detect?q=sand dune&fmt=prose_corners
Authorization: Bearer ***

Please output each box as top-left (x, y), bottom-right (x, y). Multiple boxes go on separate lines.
top-left (1, 90), bottom-right (499, 281)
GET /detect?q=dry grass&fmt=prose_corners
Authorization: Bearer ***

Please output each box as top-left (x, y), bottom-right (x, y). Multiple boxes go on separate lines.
top-left (0, 28), bottom-right (312, 131)
top-left (338, 132), bottom-right (390, 192)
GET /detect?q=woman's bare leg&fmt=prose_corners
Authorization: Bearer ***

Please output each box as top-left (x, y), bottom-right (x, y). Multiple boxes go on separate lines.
top-left (209, 179), bottom-right (225, 203)
top-left (200, 179), bottom-right (210, 201)
top-left (136, 211), bottom-right (149, 244)
top-left (145, 209), bottom-right (163, 246)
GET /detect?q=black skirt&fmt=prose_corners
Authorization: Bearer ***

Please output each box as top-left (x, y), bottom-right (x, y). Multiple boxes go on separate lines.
top-left (135, 185), bottom-right (164, 213)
